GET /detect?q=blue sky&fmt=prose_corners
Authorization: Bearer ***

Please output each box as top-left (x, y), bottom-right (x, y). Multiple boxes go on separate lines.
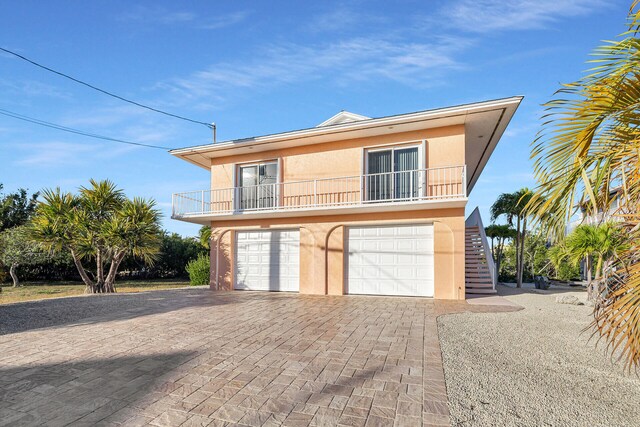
top-left (0, 0), bottom-right (630, 236)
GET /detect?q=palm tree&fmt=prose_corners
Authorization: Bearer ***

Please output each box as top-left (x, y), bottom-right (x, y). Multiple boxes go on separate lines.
top-left (490, 189), bottom-right (533, 287)
top-left (31, 180), bottom-right (161, 293)
top-left (565, 223), bottom-right (626, 299)
top-left (485, 223), bottom-right (516, 278)
top-left (547, 242), bottom-right (574, 279)
top-left (79, 179), bottom-right (125, 291)
top-left (199, 225), bottom-right (212, 249)
top-left (101, 198), bottom-right (162, 292)
top-left (566, 225), bottom-right (599, 293)
top-left (527, 2), bottom-right (640, 370)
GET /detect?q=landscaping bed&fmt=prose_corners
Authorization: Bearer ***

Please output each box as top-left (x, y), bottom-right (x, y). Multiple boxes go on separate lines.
top-left (438, 285), bottom-right (640, 427)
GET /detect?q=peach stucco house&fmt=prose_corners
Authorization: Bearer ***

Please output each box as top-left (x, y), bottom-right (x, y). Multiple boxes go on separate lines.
top-left (170, 97), bottom-right (522, 299)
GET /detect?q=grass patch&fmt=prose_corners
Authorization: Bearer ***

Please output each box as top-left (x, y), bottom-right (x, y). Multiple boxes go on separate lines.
top-left (0, 280), bottom-right (190, 305)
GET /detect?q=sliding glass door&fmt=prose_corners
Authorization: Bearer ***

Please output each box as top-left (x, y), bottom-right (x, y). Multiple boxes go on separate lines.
top-left (238, 162), bottom-right (277, 210)
top-left (367, 147), bottom-right (419, 201)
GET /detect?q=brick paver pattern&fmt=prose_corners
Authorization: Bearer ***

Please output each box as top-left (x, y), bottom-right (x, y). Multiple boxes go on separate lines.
top-left (0, 290), bottom-right (498, 426)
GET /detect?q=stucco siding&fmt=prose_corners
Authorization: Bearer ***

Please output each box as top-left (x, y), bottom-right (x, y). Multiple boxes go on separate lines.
top-left (209, 207), bottom-right (465, 300)
top-left (210, 125), bottom-right (465, 189)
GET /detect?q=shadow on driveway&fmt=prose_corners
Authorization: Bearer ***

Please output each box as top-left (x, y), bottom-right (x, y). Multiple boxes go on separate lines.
top-left (0, 351), bottom-right (196, 425)
top-left (0, 288), bottom-right (242, 335)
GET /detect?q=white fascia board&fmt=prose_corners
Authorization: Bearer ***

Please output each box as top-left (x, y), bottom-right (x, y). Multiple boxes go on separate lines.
top-left (169, 97), bottom-right (523, 163)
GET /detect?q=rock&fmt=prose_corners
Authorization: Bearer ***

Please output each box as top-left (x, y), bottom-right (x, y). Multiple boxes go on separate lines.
top-left (555, 295), bottom-right (584, 305)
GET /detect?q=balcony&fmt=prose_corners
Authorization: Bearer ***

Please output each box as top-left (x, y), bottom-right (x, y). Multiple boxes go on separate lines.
top-left (172, 165), bottom-right (467, 222)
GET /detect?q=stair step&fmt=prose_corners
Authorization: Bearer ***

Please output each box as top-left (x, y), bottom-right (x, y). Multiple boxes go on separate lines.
top-left (465, 282), bottom-right (494, 288)
top-left (466, 281), bottom-right (493, 286)
top-left (465, 225), bottom-right (495, 295)
top-left (465, 288), bottom-right (498, 295)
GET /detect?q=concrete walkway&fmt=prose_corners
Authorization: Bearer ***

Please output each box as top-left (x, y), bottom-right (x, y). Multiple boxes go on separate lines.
top-left (0, 289), bottom-right (516, 426)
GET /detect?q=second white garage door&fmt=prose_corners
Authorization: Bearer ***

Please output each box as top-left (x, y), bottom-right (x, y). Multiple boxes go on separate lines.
top-left (235, 229), bottom-right (300, 292)
top-left (347, 224), bottom-right (434, 297)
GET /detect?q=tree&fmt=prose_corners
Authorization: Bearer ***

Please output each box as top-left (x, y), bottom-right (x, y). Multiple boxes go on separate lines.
top-left (144, 232), bottom-right (205, 278)
top-left (199, 226), bottom-right (212, 249)
top-left (30, 180), bottom-right (162, 293)
top-left (0, 226), bottom-right (47, 286)
top-left (490, 189), bottom-right (533, 287)
top-left (566, 225), bottom-right (598, 290)
top-left (547, 243), bottom-right (579, 281)
top-left (566, 223), bottom-right (626, 298)
top-left (0, 183), bottom-right (39, 231)
top-left (527, 2), bottom-right (640, 370)
top-left (485, 224), bottom-right (516, 278)
top-left (523, 230), bottom-right (549, 280)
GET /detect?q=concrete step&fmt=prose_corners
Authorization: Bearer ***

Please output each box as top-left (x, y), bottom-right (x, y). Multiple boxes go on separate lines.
top-left (465, 288), bottom-right (498, 295)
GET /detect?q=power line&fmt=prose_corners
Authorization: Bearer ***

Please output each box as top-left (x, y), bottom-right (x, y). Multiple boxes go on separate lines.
top-left (0, 108), bottom-right (172, 150)
top-left (0, 46), bottom-right (214, 130)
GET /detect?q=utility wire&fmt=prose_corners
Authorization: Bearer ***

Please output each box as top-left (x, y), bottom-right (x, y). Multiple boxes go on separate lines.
top-left (0, 46), bottom-right (214, 130)
top-left (0, 108), bottom-right (172, 150)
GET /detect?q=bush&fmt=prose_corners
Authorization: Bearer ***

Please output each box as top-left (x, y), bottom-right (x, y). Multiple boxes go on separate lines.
top-left (555, 260), bottom-right (580, 281)
top-left (185, 254), bottom-right (210, 286)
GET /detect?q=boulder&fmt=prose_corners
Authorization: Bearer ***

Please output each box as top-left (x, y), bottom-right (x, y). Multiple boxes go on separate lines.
top-left (555, 295), bottom-right (584, 305)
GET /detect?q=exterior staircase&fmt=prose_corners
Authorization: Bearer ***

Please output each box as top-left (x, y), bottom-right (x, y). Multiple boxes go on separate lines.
top-left (465, 208), bottom-right (497, 295)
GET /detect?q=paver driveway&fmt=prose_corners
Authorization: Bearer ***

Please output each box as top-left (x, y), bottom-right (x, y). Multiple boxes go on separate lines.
top-left (0, 289), bottom-right (492, 426)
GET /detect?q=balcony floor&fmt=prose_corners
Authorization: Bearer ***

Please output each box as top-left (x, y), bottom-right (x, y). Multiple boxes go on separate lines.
top-left (172, 197), bottom-right (467, 225)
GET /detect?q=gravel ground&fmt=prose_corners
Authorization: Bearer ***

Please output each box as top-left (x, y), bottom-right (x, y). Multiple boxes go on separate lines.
top-left (438, 285), bottom-right (640, 427)
top-left (0, 287), bottom-right (208, 335)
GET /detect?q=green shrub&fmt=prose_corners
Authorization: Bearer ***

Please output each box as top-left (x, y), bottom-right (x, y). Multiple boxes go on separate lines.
top-left (556, 260), bottom-right (580, 281)
top-left (185, 254), bottom-right (210, 286)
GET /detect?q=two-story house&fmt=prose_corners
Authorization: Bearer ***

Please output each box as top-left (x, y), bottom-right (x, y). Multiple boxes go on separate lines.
top-left (171, 97), bottom-right (522, 299)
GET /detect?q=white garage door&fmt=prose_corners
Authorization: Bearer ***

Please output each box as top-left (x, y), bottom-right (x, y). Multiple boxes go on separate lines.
top-left (347, 224), bottom-right (434, 297)
top-left (235, 229), bottom-right (300, 292)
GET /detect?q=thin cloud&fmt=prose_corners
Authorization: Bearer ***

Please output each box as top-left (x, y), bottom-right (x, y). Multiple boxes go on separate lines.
top-left (13, 141), bottom-right (139, 166)
top-left (0, 78), bottom-right (72, 100)
top-left (307, 7), bottom-right (387, 33)
top-left (157, 35), bottom-right (470, 103)
top-left (438, 0), bottom-right (605, 33)
top-left (199, 11), bottom-right (251, 30)
top-left (119, 6), bottom-right (250, 30)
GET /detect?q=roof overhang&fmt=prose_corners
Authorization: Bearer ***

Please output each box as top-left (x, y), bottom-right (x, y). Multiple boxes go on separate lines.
top-left (170, 96), bottom-right (522, 194)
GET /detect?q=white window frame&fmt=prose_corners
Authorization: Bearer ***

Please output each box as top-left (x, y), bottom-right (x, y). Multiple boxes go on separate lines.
top-left (235, 159), bottom-right (280, 210)
top-left (362, 142), bottom-right (424, 201)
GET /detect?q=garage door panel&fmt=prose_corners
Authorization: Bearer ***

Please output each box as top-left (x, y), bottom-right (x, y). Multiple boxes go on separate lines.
top-left (347, 224), bottom-right (434, 297)
top-left (235, 230), bottom-right (300, 292)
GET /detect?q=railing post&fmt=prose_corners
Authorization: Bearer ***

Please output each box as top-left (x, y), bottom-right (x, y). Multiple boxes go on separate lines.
top-left (201, 190), bottom-right (205, 213)
top-left (233, 187), bottom-right (238, 212)
top-left (314, 179), bottom-right (318, 206)
top-left (462, 165), bottom-right (467, 197)
top-left (360, 175), bottom-right (364, 205)
top-left (409, 172), bottom-right (413, 200)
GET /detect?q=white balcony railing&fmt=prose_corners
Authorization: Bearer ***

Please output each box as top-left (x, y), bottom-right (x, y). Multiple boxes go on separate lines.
top-left (172, 165), bottom-right (466, 218)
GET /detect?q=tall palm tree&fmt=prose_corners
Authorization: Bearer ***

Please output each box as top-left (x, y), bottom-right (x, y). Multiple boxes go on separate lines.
top-left (490, 189), bottom-right (532, 287)
top-left (527, 2), bottom-right (640, 370)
